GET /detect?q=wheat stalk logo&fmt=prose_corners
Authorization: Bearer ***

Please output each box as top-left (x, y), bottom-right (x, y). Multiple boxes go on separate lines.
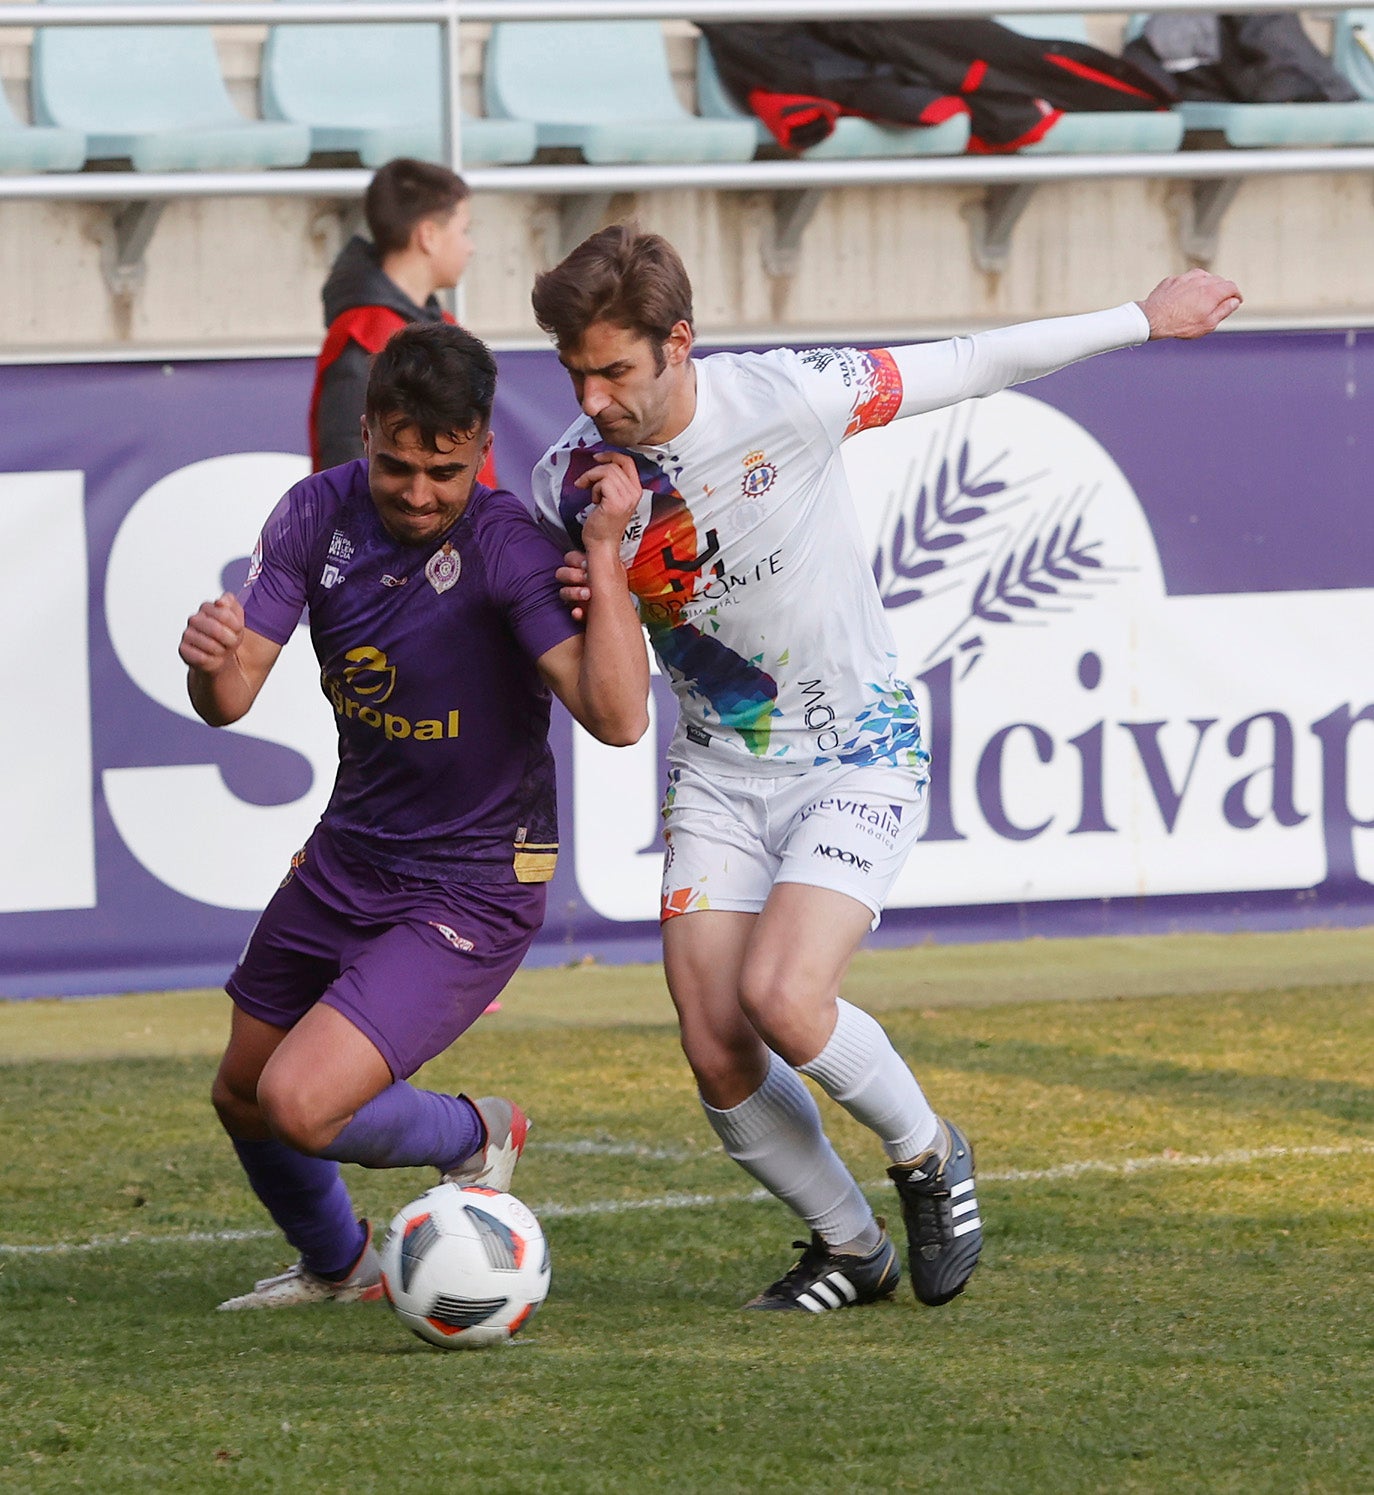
top-left (870, 433), bottom-right (1009, 609)
top-left (869, 409), bottom-right (1125, 667)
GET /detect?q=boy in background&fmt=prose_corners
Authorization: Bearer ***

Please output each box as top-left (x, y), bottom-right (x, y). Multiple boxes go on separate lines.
top-left (310, 157), bottom-right (495, 486)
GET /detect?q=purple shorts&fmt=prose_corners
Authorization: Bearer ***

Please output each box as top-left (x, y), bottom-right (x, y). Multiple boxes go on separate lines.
top-left (226, 828), bottom-right (545, 1080)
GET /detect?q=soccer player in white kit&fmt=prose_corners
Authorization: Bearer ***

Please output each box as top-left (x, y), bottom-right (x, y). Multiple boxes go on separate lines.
top-left (532, 226), bottom-right (1241, 1313)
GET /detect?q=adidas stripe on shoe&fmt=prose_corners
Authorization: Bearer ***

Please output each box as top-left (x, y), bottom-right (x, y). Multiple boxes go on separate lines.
top-left (744, 1227), bottom-right (901, 1312)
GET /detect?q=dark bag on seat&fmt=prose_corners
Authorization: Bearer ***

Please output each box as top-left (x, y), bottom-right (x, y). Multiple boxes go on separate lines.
top-left (1125, 12), bottom-right (1359, 103)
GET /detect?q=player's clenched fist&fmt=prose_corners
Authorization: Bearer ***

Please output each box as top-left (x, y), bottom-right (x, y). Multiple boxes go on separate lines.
top-left (179, 591), bottom-right (245, 675)
top-left (575, 449), bottom-right (644, 549)
top-left (1139, 267), bottom-right (1242, 341)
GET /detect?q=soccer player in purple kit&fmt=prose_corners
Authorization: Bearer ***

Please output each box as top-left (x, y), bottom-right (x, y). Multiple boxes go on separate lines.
top-left (179, 322), bottom-right (650, 1310)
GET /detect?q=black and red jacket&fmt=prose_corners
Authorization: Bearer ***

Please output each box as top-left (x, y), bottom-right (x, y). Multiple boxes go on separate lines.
top-left (701, 20), bottom-right (1176, 155)
top-left (310, 236), bottom-right (497, 485)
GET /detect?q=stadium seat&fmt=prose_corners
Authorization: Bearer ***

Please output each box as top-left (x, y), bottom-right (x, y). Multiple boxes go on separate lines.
top-left (484, 20), bottom-right (758, 164)
top-left (997, 14), bottom-right (1185, 152)
top-left (0, 82), bottom-right (84, 172)
top-left (31, 0), bottom-right (311, 171)
top-left (1123, 12), bottom-right (1374, 146)
top-left (695, 37), bottom-right (971, 158)
top-left (261, 22), bottom-right (538, 166)
top-left (1331, 10), bottom-right (1374, 101)
top-left (1172, 97), bottom-right (1374, 146)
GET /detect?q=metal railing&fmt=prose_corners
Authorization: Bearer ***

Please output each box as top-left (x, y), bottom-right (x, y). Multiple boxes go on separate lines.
top-left (3, 148), bottom-right (1374, 202)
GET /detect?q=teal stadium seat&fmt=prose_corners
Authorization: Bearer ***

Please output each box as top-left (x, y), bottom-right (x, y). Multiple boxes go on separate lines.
top-left (1125, 12), bottom-right (1374, 146)
top-left (1332, 10), bottom-right (1374, 101)
top-left (32, 0), bottom-right (310, 171)
top-left (0, 81), bottom-right (84, 172)
top-left (483, 20), bottom-right (757, 164)
top-left (998, 14), bottom-right (1185, 152)
top-left (261, 21), bottom-right (537, 166)
top-left (694, 36), bottom-right (970, 157)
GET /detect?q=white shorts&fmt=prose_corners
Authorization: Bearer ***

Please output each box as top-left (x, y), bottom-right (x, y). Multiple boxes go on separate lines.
top-left (659, 756), bottom-right (929, 928)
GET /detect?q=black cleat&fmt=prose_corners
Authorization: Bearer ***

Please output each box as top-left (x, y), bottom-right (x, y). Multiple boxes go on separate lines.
top-left (743, 1226), bottom-right (901, 1312)
top-left (887, 1118), bottom-right (983, 1307)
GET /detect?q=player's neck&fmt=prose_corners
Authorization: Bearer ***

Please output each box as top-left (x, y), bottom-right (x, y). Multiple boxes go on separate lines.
top-left (380, 249), bottom-right (444, 312)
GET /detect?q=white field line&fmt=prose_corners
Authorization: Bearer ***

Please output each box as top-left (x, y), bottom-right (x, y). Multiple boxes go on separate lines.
top-left (2, 1139), bottom-right (1370, 1258)
top-left (534, 1139), bottom-right (706, 1161)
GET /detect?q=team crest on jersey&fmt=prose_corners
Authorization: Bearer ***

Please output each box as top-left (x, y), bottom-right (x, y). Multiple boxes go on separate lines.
top-left (425, 542), bottom-right (461, 595)
top-left (740, 450), bottom-right (777, 499)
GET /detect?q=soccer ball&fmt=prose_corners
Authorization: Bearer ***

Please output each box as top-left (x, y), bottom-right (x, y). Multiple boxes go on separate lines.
top-left (378, 1184), bottom-right (551, 1350)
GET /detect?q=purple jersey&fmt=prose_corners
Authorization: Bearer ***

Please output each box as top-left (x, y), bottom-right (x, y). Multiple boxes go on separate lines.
top-left (240, 460), bottom-right (580, 885)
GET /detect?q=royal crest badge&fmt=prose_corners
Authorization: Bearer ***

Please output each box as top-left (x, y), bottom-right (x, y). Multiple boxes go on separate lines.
top-left (425, 542), bottom-right (461, 595)
top-left (741, 449), bottom-right (778, 499)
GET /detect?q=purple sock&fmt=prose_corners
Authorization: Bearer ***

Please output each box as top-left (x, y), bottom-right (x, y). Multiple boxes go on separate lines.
top-left (231, 1137), bottom-right (366, 1280)
top-left (319, 1083), bottom-right (484, 1174)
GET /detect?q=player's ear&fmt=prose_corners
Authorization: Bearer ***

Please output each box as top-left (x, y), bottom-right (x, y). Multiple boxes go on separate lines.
top-left (360, 417), bottom-right (372, 455)
top-left (663, 320), bottom-right (694, 369)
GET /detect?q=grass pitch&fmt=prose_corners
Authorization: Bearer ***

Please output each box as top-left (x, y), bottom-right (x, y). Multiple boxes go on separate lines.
top-left (2, 929), bottom-right (1372, 1493)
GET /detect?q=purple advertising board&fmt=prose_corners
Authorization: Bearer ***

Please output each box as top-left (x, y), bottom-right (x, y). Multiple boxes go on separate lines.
top-left (1, 330), bottom-right (1371, 998)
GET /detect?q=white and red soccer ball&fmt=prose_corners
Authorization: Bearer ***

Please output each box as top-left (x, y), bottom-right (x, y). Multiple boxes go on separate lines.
top-left (379, 1184), bottom-right (550, 1350)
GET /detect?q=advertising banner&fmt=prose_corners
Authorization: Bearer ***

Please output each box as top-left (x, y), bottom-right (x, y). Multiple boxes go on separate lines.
top-left (1, 331), bottom-right (1371, 996)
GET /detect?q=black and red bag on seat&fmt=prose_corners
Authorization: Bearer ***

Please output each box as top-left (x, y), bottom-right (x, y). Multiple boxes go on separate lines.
top-left (700, 20), bottom-right (1177, 153)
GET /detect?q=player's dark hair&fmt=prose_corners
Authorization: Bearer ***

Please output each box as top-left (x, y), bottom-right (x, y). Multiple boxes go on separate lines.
top-left (364, 158), bottom-right (470, 257)
top-left (365, 322), bottom-right (496, 450)
top-left (531, 223), bottom-right (694, 373)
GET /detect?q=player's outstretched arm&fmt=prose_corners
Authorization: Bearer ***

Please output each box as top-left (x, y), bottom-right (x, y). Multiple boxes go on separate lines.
top-left (881, 268), bottom-right (1242, 423)
top-left (179, 592), bottom-right (283, 727)
top-left (1137, 267), bottom-right (1242, 339)
top-left (537, 452), bottom-right (650, 746)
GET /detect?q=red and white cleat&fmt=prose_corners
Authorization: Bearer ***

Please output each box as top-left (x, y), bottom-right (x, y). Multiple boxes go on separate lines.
top-left (442, 1096), bottom-right (530, 1193)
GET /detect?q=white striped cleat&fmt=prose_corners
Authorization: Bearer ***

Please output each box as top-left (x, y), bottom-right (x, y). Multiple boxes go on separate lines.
top-left (442, 1096), bottom-right (530, 1193)
top-left (887, 1118), bottom-right (983, 1307)
top-left (743, 1226), bottom-right (901, 1312)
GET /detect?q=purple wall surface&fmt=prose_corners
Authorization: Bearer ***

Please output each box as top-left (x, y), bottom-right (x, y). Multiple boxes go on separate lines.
top-left (0, 332), bottom-right (1371, 998)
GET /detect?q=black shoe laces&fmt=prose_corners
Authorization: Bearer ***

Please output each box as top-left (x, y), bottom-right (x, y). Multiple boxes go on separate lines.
top-left (772, 1237), bottom-right (836, 1294)
top-left (897, 1163), bottom-right (954, 1253)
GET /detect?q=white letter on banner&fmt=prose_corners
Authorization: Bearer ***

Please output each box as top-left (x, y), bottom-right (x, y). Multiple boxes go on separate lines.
top-left (573, 652), bottom-right (664, 922)
top-left (0, 471), bottom-right (96, 911)
top-left (103, 454), bottom-right (336, 911)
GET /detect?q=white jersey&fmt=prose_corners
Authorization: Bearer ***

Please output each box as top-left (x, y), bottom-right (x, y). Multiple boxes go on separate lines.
top-left (532, 304), bottom-right (1149, 776)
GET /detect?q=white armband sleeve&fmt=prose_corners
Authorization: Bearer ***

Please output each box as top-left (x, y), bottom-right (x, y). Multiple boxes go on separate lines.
top-left (889, 302), bottom-right (1150, 419)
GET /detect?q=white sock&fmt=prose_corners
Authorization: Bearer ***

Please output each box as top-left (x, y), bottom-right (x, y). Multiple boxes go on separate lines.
top-left (800, 1000), bottom-right (940, 1164)
top-left (702, 1051), bottom-right (880, 1254)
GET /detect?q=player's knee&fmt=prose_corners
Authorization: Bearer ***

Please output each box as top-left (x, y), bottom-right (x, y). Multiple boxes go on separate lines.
top-left (736, 966), bottom-right (791, 1034)
top-left (680, 1024), bottom-right (762, 1099)
top-left (211, 1068), bottom-right (261, 1135)
top-left (256, 1074), bottom-right (335, 1155)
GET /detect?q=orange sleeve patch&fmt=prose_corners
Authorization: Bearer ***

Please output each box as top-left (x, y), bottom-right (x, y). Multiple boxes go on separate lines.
top-left (844, 349), bottom-right (904, 439)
